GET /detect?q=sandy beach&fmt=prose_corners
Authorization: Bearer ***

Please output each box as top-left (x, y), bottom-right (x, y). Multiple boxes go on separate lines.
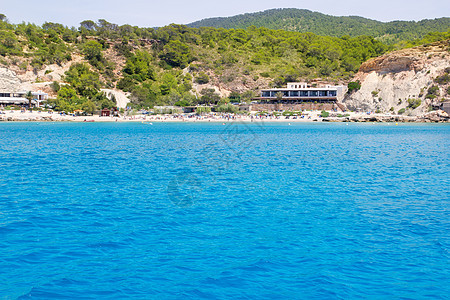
top-left (0, 109), bottom-right (448, 123)
top-left (0, 110), bottom-right (323, 122)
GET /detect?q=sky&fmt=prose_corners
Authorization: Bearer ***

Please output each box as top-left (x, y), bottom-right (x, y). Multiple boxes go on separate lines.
top-left (1, 0), bottom-right (449, 28)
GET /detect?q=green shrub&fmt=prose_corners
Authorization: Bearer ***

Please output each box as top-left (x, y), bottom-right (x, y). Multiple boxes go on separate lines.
top-left (320, 110), bottom-right (329, 117)
top-left (50, 81), bottom-right (60, 92)
top-left (398, 108), bottom-right (406, 114)
top-left (426, 85), bottom-right (439, 99)
top-left (174, 99), bottom-right (190, 107)
top-left (347, 81), bottom-right (361, 93)
top-left (407, 98), bottom-right (421, 109)
top-left (195, 106), bottom-right (211, 115)
top-left (195, 72), bottom-right (209, 84)
top-left (215, 103), bottom-right (238, 113)
top-left (117, 77), bottom-right (135, 92)
top-left (434, 73), bottom-right (450, 85)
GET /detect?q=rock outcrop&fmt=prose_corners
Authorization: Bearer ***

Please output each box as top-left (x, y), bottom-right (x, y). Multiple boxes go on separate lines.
top-left (101, 89), bottom-right (131, 109)
top-left (344, 41), bottom-right (450, 115)
top-left (323, 110), bottom-right (449, 123)
top-left (0, 67), bottom-right (22, 92)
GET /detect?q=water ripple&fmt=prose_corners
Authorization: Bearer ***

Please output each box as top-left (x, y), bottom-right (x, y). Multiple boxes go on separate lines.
top-left (0, 122), bottom-right (449, 298)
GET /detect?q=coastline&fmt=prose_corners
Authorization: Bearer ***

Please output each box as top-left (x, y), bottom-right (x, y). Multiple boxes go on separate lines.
top-left (0, 110), bottom-right (448, 123)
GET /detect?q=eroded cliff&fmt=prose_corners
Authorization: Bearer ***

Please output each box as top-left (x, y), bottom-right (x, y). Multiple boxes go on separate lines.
top-left (343, 41), bottom-right (450, 115)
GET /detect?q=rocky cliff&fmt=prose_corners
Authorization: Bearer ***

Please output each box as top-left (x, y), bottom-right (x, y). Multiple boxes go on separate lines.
top-left (0, 55), bottom-right (131, 108)
top-left (343, 40), bottom-right (450, 115)
top-left (0, 67), bottom-right (22, 92)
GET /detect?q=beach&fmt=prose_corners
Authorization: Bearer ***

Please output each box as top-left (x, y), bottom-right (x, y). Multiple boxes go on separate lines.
top-left (1, 109), bottom-right (449, 123)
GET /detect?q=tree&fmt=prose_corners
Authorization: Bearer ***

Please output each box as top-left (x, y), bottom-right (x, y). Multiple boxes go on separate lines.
top-left (97, 19), bottom-right (118, 32)
top-left (57, 85), bottom-right (78, 101)
top-left (195, 72), bottom-right (209, 84)
top-left (0, 31), bottom-right (18, 49)
top-left (229, 91), bottom-right (241, 102)
top-left (83, 40), bottom-right (104, 68)
top-left (275, 92), bottom-right (284, 101)
top-left (117, 77), bottom-right (135, 92)
top-left (80, 20), bottom-right (96, 31)
top-left (241, 90), bottom-right (257, 103)
top-left (25, 91), bottom-right (33, 109)
top-left (0, 14), bottom-right (7, 22)
top-left (160, 40), bottom-right (193, 68)
top-left (82, 99), bottom-right (97, 114)
top-left (199, 88), bottom-right (220, 105)
top-left (64, 63), bottom-right (102, 99)
top-left (42, 22), bottom-right (64, 33)
top-left (123, 51), bottom-right (155, 81)
top-left (174, 99), bottom-right (191, 107)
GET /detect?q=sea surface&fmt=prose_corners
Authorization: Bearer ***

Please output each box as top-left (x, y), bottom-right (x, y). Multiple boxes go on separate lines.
top-left (0, 122), bottom-right (449, 299)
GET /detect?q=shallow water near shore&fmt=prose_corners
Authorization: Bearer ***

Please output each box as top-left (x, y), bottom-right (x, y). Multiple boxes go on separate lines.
top-left (0, 122), bottom-right (449, 299)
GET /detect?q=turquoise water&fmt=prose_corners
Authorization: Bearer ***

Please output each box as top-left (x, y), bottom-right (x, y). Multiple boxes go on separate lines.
top-left (0, 122), bottom-right (449, 299)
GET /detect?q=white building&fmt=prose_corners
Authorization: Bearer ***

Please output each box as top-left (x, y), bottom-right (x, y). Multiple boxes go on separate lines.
top-left (259, 82), bottom-right (344, 103)
top-left (0, 91), bottom-right (48, 107)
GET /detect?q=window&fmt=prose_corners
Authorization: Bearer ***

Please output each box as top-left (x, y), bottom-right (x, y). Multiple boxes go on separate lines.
top-left (300, 91), bottom-right (308, 97)
top-left (319, 91), bottom-right (328, 97)
top-left (290, 91), bottom-right (299, 97)
top-left (309, 91), bottom-right (318, 97)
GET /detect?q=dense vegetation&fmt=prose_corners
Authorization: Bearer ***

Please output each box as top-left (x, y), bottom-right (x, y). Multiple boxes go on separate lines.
top-left (188, 9), bottom-right (450, 45)
top-left (0, 13), bottom-right (449, 111)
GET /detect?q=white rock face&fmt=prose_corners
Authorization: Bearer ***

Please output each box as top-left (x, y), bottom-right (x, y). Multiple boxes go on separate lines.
top-left (101, 89), bottom-right (131, 109)
top-left (0, 67), bottom-right (22, 92)
top-left (343, 42), bottom-right (450, 115)
top-left (191, 82), bottom-right (231, 98)
top-left (0, 55), bottom-right (85, 96)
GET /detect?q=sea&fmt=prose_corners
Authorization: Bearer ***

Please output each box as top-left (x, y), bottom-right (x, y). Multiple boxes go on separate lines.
top-left (0, 122), bottom-right (448, 299)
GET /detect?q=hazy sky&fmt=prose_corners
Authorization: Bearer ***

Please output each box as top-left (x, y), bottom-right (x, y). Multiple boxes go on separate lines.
top-left (2, 0), bottom-right (449, 28)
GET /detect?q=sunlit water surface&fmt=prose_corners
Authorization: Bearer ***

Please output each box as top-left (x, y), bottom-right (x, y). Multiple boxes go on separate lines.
top-left (0, 122), bottom-right (448, 299)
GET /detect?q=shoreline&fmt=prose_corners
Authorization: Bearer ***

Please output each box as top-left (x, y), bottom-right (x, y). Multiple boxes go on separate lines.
top-left (0, 110), bottom-right (448, 123)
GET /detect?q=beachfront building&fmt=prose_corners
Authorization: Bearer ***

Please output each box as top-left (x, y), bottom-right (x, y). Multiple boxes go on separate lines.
top-left (250, 82), bottom-right (346, 112)
top-left (258, 82), bottom-right (344, 103)
top-left (440, 101), bottom-right (450, 114)
top-left (0, 91), bottom-right (48, 107)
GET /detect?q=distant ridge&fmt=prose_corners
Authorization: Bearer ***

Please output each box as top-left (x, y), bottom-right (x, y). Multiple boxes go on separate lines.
top-left (187, 8), bottom-right (450, 44)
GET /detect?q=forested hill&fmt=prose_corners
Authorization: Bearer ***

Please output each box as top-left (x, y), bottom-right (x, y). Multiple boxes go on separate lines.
top-left (0, 15), bottom-right (449, 112)
top-left (187, 8), bottom-right (450, 44)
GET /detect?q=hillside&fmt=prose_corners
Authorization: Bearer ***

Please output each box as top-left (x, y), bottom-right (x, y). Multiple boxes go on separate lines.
top-left (0, 19), bottom-right (391, 111)
top-left (187, 8), bottom-right (450, 44)
top-left (0, 16), bottom-right (449, 115)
